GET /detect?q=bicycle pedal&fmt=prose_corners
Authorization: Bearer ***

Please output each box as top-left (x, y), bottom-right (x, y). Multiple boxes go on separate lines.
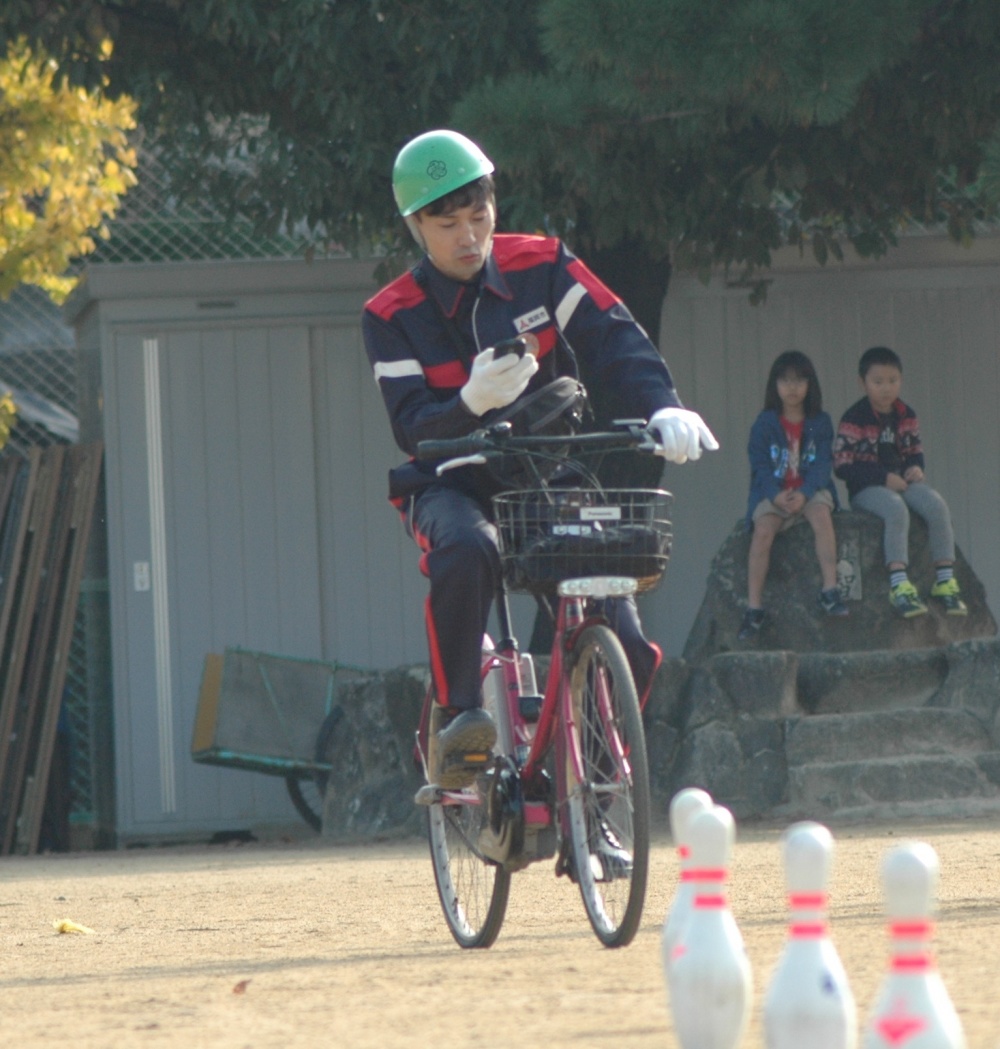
top-left (444, 750), bottom-right (491, 770)
top-left (414, 784), bottom-right (443, 806)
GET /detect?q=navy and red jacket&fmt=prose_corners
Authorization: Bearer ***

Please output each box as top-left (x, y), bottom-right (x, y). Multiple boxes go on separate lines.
top-left (745, 409), bottom-right (839, 529)
top-left (362, 233), bottom-right (681, 505)
top-left (833, 396), bottom-right (925, 499)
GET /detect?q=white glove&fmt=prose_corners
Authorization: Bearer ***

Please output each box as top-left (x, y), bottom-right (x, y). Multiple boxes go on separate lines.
top-left (460, 346), bottom-right (539, 416)
top-left (648, 407), bottom-right (719, 464)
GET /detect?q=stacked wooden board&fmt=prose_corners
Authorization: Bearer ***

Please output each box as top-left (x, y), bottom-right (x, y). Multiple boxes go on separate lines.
top-left (0, 443), bottom-right (103, 854)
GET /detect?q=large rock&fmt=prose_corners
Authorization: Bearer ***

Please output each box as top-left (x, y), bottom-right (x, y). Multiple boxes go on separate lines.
top-left (668, 513), bottom-right (1000, 820)
top-left (641, 655), bottom-right (690, 808)
top-left (684, 511), bottom-right (996, 662)
top-left (320, 666), bottom-right (426, 840)
top-left (304, 642), bottom-right (1000, 834)
top-left (670, 717), bottom-right (790, 820)
top-left (660, 641), bottom-right (1000, 821)
top-left (646, 651), bottom-right (800, 819)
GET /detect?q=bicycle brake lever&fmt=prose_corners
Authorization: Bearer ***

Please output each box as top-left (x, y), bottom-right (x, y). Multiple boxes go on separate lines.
top-left (638, 432), bottom-right (661, 454)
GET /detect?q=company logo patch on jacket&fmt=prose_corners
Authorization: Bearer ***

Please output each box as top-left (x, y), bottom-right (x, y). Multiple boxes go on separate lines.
top-left (513, 306), bottom-right (550, 333)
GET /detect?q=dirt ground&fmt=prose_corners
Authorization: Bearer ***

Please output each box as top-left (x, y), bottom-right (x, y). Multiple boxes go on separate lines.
top-left (1, 816), bottom-right (998, 1049)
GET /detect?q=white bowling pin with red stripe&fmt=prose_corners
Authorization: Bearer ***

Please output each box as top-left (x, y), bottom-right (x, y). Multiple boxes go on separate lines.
top-left (665, 804), bottom-right (752, 1049)
top-left (662, 787), bottom-right (714, 965)
top-left (863, 842), bottom-right (966, 1049)
top-left (764, 821), bottom-right (857, 1048)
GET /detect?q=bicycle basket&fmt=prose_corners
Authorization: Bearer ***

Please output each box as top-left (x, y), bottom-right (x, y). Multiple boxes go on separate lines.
top-left (492, 488), bottom-right (673, 595)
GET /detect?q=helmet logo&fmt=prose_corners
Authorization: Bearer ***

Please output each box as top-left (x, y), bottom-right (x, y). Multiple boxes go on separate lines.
top-left (426, 159), bottom-right (447, 180)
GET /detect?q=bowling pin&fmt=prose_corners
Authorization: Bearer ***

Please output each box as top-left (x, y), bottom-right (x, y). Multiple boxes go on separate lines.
top-left (862, 842), bottom-right (966, 1049)
top-left (665, 804), bottom-right (752, 1049)
top-left (662, 787), bottom-right (714, 965)
top-left (764, 821), bottom-right (857, 1049)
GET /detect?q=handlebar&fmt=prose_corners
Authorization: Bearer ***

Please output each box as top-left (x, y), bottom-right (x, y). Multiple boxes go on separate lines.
top-left (417, 433), bottom-right (496, 461)
top-left (416, 420), bottom-right (659, 464)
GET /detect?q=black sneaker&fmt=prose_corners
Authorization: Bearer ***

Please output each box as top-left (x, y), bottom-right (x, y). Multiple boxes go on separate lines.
top-left (427, 706), bottom-right (497, 789)
top-left (818, 587), bottom-right (849, 617)
top-left (737, 608), bottom-right (765, 642)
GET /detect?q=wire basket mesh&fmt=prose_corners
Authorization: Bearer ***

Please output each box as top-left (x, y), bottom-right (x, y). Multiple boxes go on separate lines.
top-left (493, 488), bottom-right (673, 594)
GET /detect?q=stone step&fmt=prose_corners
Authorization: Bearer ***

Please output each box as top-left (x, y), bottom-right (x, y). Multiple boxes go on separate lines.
top-left (787, 753), bottom-right (1000, 816)
top-left (796, 649), bottom-right (951, 714)
top-left (785, 708), bottom-right (993, 766)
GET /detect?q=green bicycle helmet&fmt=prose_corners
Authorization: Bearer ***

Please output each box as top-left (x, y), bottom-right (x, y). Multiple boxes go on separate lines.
top-left (392, 130), bottom-right (494, 217)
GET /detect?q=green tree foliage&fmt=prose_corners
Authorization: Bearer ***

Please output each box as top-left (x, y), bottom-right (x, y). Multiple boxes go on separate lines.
top-left (0, 37), bottom-right (136, 301)
top-left (6, 1), bottom-right (1000, 309)
top-left (1, 1), bottom-right (543, 258)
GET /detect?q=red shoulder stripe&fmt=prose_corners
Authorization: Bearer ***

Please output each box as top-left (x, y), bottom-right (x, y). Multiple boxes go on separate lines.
top-left (492, 233), bottom-right (560, 272)
top-left (365, 272), bottom-right (425, 321)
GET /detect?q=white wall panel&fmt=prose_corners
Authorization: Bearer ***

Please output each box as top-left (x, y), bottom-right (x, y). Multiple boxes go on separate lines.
top-left (311, 322), bottom-right (428, 670)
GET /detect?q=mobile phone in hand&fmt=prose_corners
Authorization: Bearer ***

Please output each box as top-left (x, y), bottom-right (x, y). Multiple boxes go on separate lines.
top-left (493, 336), bottom-right (528, 359)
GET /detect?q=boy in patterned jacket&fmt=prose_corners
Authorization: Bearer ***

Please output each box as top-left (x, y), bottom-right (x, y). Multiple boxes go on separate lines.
top-left (362, 129), bottom-right (718, 788)
top-left (833, 345), bottom-right (966, 618)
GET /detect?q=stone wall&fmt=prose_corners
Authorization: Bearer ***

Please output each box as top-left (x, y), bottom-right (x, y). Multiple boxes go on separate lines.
top-left (643, 639), bottom-right (1000, 821)
top-left (318, 510), bottom-right (1000, 838)
top-left (318, 638), bottom-right (1000, 838)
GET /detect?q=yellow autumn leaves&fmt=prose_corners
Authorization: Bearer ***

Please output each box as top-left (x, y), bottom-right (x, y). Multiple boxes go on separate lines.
top-left (0, 38), bottom-right (137, 302)
top-left (0, 392), bottom-right (17, 451)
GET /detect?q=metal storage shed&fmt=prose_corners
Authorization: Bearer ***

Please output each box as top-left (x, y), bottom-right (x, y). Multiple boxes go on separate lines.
top-left (65, 257), bottom-right (436, 840)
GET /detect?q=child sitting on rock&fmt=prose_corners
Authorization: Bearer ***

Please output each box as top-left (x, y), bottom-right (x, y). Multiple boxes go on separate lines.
top-left (739, 350), bottom-right (845, 642)
top-left (833, 345), bottom-right (966, 618)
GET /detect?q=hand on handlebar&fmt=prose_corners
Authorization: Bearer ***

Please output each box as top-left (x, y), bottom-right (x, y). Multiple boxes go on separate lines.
top-left (647, 407), bottom-right (720, 464)
top-left (460, 346), bottom-right (539, 417)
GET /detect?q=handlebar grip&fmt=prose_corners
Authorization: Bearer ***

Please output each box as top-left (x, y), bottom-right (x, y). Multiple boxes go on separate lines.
top-left (416, 434), bottom-right (490, 460)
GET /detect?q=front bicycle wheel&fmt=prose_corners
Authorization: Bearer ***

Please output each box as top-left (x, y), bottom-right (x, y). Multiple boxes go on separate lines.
top-left (428, 793), bottom-right (511, 949)
top-left (564, 624), bottom-right (651, 947)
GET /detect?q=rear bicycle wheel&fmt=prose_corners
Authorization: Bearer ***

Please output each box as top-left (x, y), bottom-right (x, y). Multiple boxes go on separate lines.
top-left (285, 775), bottom-right (323, 832)
top-left (564, 624), bottom-right (651, 947)
top-left (282, 707), bottom-right (344, 833)
top-left (428, 792), bottom-right (511, 949)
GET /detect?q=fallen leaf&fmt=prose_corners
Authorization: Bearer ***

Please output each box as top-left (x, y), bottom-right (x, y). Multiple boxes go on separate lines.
top-left (232, 979), bottom-right (251, 995)
top-left (52, 918), bottom-right (95, 935)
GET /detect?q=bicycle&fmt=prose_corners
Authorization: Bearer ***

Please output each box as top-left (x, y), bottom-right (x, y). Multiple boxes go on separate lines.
top-left (411, 420), bottom-right (673, 949)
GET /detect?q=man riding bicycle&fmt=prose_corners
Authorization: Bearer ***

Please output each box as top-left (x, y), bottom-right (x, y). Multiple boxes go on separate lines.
top-left (362, 129), bottom-right (718, 789)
